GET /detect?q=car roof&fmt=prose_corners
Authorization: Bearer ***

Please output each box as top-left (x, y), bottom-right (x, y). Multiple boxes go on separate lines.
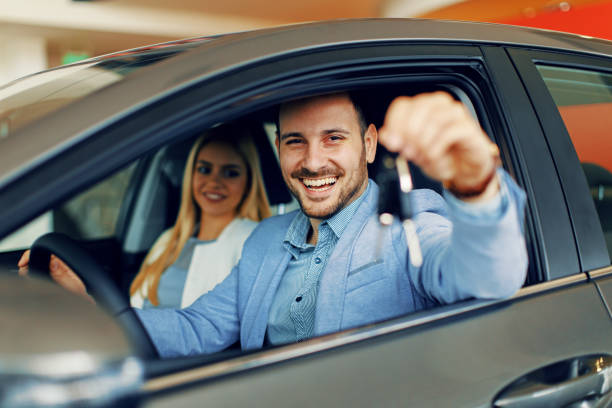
top-left (2, 18), bottom-right (612, 188)
top-left (83, 17), bottom-right (612, 62)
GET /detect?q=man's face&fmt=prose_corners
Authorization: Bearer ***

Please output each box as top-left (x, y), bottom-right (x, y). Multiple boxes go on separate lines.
top-left (276, 93), bottom-right (377, 219)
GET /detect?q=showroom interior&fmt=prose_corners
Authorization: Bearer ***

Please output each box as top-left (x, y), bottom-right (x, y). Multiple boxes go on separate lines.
top-left (1, 0), bottom-right (610, 88)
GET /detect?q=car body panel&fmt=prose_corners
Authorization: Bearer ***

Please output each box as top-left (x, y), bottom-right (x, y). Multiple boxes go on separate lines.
top-left (592, 267), bottom-right (612, 318)
top-left (0, 274), bottom-right (131, 358)
top-left (598, 278), bottom-right (612, 316)
top-left (0, 274), bottom-right (144, 406)
top-left (144, 280), bottom-right (612, 407)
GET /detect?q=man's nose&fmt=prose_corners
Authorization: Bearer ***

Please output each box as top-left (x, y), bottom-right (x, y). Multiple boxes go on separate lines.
top-left (302, 143), bottom-right (326, 171)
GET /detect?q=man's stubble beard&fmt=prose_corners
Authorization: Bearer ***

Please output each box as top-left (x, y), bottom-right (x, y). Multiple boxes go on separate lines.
top-left (284, 146), bottom-right (368, 220)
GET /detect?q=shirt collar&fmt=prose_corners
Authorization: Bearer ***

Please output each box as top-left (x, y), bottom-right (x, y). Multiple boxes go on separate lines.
top-left (283, 180), bottom-right (371, 255)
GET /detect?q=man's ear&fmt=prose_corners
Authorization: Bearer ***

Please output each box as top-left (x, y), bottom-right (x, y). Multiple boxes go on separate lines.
top-left (364, 123), bottom-right (378, 164)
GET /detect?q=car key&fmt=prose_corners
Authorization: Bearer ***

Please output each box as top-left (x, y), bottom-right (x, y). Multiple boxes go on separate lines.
top-left (376, 154), bottom-right (423, 267)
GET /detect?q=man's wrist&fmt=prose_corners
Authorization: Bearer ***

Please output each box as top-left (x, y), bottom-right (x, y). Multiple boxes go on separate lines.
top-left (443, 165), bottom-right (497, 198)
top-left (443, 143), bottom-right (502, 202)
top-left (443, 171), bottom-right (506, 220)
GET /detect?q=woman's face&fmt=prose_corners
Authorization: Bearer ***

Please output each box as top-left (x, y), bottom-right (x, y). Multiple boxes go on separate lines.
top-left (192, 140), bottom-right (249, 219)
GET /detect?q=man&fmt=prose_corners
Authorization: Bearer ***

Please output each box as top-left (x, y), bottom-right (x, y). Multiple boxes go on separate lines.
top-left (136, 91), bottom-right (527, 357)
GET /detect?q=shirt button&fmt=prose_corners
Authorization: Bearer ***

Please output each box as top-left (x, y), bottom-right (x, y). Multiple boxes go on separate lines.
top-left (295, 296), bottom-right (302, 302)
top-left (314, 257), bottom-right (322, 264)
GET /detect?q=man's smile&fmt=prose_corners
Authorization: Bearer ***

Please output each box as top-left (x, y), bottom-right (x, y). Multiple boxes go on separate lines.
top-left (301, 176), bottom-right (337, 192)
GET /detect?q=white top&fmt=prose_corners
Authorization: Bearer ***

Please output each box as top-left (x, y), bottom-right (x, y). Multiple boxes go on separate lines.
top-left (130, 218), bottom-right (258, 308)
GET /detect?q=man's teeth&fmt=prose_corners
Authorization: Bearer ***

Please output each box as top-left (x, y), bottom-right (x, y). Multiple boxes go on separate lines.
top-left (303, 177), bottom-right (337, 187)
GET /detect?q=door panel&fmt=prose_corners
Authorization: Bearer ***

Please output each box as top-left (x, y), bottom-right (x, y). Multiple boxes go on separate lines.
top-left (146, 281), bottom-right (612, 407)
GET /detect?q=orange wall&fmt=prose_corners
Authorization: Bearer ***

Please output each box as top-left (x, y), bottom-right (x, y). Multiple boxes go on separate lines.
top-left (559, 103), bottom-right (612, 172)
top-left (496, 1), bottom-right (612, 41)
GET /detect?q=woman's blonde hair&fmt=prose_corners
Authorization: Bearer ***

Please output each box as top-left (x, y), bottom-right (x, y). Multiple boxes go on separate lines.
top-left (130, 123), bottom-right (271, 305)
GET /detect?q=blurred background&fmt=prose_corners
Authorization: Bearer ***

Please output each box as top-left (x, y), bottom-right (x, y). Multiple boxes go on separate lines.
top-left (1, 0), bottom-right (612, 87)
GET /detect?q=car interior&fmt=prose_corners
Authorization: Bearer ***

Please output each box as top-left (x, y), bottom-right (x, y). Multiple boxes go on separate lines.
top-left (112, 102), bottom-right (444, 294)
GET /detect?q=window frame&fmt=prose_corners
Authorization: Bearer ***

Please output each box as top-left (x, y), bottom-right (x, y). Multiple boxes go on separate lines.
top-left (480, 45), bottom-right (583, 281)
top-left (508, 48), bottom-right (612, 272)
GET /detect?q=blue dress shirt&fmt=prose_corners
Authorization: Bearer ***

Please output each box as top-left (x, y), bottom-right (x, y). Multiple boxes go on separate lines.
top-left (267, 184), bottom-right (369, 345)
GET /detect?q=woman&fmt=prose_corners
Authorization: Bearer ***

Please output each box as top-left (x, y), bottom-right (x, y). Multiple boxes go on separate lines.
top-left (131, 123), bottom-right (270, 308)
top-left (19, 122), bottom-right (271, 309)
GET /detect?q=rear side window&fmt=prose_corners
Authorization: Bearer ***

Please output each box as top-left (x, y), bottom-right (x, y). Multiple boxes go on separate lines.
top-left (0, 164), bottom-right (136, 250)
top-left (537, 65), bottom-right (612, 256)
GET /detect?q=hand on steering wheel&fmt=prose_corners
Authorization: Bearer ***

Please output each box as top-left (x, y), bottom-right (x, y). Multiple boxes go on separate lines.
top-left (26, 232), bottom-right (158, 359)
top-left (19, 249), bottom-right (94, 303)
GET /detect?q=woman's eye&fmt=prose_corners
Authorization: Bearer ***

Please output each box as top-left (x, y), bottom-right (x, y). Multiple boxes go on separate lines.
top-left (196, 166), bottom-right (211, 175)
top-left (224, 169), bottom-right (241, 178)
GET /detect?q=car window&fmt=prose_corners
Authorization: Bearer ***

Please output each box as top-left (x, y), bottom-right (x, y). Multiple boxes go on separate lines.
top-left (0, 163), bottom-right (136, 250)
top-left (536, 65), bottom-right (612, 257)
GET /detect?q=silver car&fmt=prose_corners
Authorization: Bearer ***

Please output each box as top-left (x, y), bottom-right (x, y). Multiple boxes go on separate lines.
top-left (1, 18), bottom-right (611, 407)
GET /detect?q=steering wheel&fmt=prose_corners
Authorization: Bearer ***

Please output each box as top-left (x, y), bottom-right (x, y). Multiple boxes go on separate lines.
top-left (29, 232), bottom-right (158, 359)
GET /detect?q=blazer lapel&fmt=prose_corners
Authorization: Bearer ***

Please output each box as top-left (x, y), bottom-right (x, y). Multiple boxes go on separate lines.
top-left (240, 242), bottom-right (292, 350)
top-left (315, 182), bottom-right (379, 336)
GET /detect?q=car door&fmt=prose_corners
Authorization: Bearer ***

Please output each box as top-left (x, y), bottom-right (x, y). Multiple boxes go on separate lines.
top-left (507, 47), bottom-right (612, 317)
top-left (111, 42), bottom-right (611, 407)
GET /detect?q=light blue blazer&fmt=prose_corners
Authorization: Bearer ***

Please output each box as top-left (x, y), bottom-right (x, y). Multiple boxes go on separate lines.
top-left (137, 173), bottom-right (527, 357)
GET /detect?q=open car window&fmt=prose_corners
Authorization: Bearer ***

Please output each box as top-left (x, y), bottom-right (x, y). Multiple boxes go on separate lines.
top-left (0, 44), bottom-right (540, 386)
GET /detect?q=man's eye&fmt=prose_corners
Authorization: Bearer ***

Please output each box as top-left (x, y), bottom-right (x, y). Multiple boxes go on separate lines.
top-left (328, 135), bottom-right (344, 142)
top-left (285, 138), bottom-right (303, 145)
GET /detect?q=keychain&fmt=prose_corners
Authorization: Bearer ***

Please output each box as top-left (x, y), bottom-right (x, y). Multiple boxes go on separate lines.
top-left (376, 154), bottom-right (423, 267)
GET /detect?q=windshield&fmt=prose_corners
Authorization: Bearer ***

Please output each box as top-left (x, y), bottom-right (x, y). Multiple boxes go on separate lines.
top-left (0, 43), bottom-right (205, 140)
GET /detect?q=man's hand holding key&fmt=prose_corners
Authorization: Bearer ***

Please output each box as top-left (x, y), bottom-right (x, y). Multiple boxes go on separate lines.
top-left (379, 91), bottom-right (501, 203)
